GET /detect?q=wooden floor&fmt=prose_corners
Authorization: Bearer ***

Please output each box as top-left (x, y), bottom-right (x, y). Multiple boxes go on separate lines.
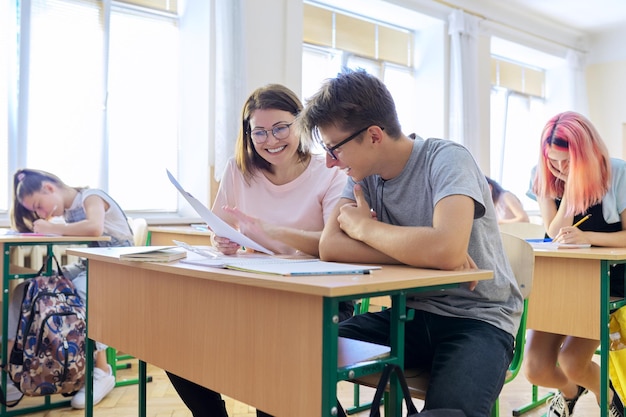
top-left (9, 356), bottom-right (603, 417)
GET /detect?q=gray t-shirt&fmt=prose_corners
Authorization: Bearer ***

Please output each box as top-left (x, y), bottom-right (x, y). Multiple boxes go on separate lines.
top-left (341, 137), bottom-right (522, 337)
top-left (65, 188), bottom-right (134, 247)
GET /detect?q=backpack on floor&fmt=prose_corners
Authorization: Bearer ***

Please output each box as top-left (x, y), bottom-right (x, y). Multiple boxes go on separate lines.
top-left (4, 254), bottom-right (87, 402)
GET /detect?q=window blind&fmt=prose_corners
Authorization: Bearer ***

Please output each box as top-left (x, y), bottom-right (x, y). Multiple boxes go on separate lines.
top-left (491, 57), bottom-right (544, 98)
top-left (116, 0), bottom-right (178, 14)
top-left (303, 3), bottom-right (413, 67)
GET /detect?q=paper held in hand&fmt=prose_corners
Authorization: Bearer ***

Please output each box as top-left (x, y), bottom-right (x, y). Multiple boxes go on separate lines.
top-left (166, 169), bottom-right (274, 255)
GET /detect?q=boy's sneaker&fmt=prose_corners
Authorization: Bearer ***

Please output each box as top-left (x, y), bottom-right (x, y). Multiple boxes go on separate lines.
top-left (71, 365), bottom-right (115, 409)
top-left (610, 386), bottom-right (624, 417)
top-left (547, 386), bottom-right (588, 417)
top-left (611, 403), bottom-right (624, 417)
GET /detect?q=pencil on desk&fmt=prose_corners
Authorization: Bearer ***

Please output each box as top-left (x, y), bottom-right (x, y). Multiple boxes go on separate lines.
top-left (46, 205), bottom-right (58, 221)
top-left (573, 214), bottom-right (591, 228)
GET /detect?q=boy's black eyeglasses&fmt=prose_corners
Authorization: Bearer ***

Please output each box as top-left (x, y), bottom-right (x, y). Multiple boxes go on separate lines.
top-left (249, 122), bottom-right (294, 144)
top-left (322, 126), bottom-right (384, 160)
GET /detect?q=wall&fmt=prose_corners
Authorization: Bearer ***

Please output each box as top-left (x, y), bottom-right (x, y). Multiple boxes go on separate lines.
top-left (241, 0), bottom-right (303, 96)
top-left (587, 61), bottom-right (626, 159)
top-left (586, 26), bottom-right (626, 159)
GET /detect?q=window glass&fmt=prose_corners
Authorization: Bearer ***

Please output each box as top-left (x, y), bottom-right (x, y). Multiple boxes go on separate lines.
top-left (108, 7), bottom-right (179, 211)
top-left (0, 0), bottom-right (11, 211)
top-left (303, 4), bottom-right (421, 141)
top-left (25, 0), bottom-right (104, 189)
top-left (382, 64), bottom-right (418, 135)
top-left (6, 0), bottom-right (181, 215)
top-left (490, 37), bottom-right (570, 213)
top-left (302, 46), bottom-right (342, 101)
top-left (490, 88), bottom-right (544, 211)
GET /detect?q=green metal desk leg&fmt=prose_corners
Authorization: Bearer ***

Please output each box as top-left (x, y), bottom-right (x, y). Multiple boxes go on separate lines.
top-left (600, 260), bottom-right (611, 417)
top-left (139, 360), bottom-right (147, 417)
top-left (322, 296), bottom-right (340, 417)
top-left (86, 338), bottom-right (95, 417)
top-left (347, 299), bottom-right (374, 415)
top-left (105, 347), bottom-right (153, 387)
top-left (386, 293), bottom-right (408, 417)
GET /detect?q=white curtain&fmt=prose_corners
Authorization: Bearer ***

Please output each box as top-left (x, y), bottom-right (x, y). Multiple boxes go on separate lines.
top-left (448, 9), bottom-right (480, 157)
top-left (566, 49), bottom-right (589, 116)
top-left (213, 0), bottom-right (246, 181)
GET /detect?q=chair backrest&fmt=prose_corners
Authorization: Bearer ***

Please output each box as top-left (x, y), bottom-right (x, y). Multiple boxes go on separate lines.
top-left (127, 217), bottom-right (149, 246)
top-left (498, 222), bottom-right (546, 240)
top-left (500, 231), bottom-right (534, 299)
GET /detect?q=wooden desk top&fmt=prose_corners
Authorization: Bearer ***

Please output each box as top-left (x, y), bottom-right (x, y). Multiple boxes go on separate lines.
top-left (148, 225), bottom-right (210, 236)
top-left (532, 246), bottom-right (626, 260)
top-left (67, 247), bottom-right (492, 298)
top-left (0, 234), bottom-right (111, 244)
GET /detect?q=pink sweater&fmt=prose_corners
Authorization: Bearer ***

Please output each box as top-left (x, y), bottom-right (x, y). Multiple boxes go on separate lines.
top-left (212, 154), bottom-right (347, 255)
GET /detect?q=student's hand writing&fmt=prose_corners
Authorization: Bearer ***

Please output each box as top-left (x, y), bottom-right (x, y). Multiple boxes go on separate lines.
top-left (32, 219), bottom-right (55, 234)
top-left (211, 235), bottom-right (241, 255)
top-left (553, 226), bottom-right (588, 244)
top-left (337, 184), bottom-right (375, 241)
top-left (453, 253), bottom-right (479, 291)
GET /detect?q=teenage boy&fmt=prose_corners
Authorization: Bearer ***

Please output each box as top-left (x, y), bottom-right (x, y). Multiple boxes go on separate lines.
top-left (299, 68), bottom-right (523, 417)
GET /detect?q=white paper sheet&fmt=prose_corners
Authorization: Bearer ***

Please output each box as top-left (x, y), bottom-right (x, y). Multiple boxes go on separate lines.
top-left (166, 169), bottom-right (274, 255)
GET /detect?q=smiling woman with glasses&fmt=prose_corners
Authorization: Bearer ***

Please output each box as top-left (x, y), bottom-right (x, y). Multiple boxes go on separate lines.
top-left (165, 83), bottom-right (354, 417)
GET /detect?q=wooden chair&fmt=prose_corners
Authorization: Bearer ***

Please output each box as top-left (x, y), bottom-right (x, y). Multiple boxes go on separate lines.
top-left (347, 232), bottom-right (535, 417)
top-left (498, 222), bottom-right (545, 239)
top-left (127, 217), bottom-right (149, 246)
top-left (498, 221), bottom-right (556, 415)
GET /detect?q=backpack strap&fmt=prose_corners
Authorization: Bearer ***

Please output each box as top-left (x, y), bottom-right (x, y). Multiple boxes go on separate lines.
top-left (369, 363), bottom-right (420, 417)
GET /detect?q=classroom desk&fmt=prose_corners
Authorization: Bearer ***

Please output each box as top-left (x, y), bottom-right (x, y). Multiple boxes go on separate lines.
top-left (147, 225), bottom-right (212, 246)
top-left (67, 247), bottom-right (492, 417)
top-left (527, 247), bottom-right (626, 417)
top-left (0, 234), bottom-right (110, 417)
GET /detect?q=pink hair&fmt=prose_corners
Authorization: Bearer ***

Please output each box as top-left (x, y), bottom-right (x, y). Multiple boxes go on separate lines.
top-left (532, 111), bottom-right (610, 216)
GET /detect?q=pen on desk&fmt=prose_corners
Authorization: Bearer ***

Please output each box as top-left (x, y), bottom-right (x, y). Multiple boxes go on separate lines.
top-left (573, 214), bottom-right (591, 228)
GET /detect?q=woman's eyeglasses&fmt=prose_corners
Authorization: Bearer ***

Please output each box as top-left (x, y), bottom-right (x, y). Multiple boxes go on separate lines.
top-left (249, 122), bottom-right (294, 144)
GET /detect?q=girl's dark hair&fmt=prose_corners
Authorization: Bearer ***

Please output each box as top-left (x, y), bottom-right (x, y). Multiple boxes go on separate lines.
top-left (234, 84), bottom-right (307, 181)
top-left (11, 169), bottom-right (72, 232)
top-left (485, 177), bottom-right (505, 204)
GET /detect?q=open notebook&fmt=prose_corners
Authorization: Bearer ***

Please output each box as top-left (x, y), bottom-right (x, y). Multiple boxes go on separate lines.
top-left (179, 248), bottom-right (381, 276)
top-left (526, 238), bottom-right (591, 249)
top-left (166, 169), bottom-right (273, 255)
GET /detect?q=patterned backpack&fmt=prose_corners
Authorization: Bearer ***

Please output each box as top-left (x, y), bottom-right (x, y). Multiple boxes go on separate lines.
top-left (5, 254), bottom-right (86, 401)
